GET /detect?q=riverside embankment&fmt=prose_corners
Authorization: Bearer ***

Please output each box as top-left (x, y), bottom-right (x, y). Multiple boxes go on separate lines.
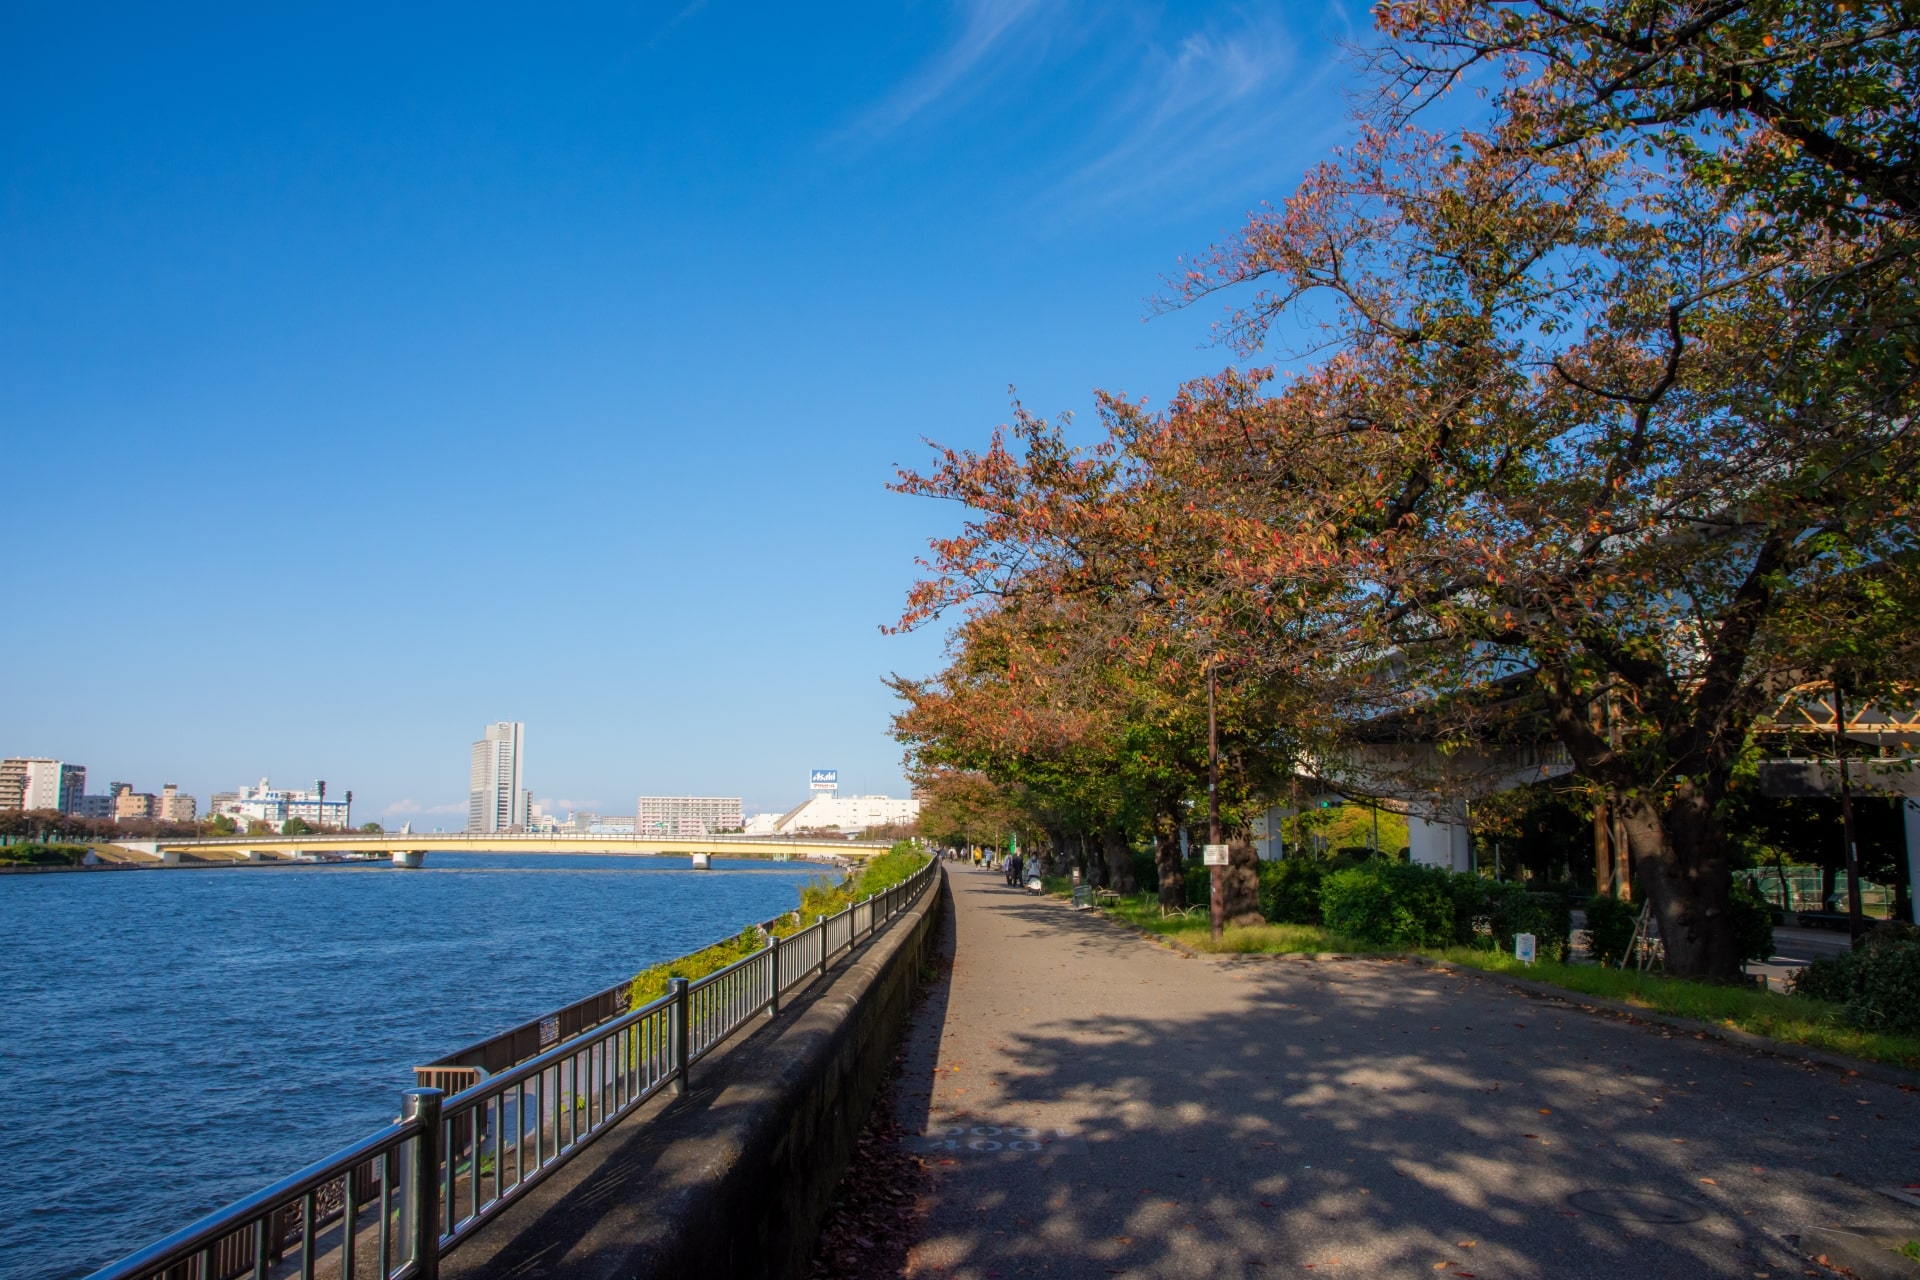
top-left (439, 859), bottom-right (945, 1280)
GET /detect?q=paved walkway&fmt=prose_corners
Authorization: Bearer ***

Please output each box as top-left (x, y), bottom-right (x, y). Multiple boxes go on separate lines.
top-left (889, 867), bottom-right (1920, 1279)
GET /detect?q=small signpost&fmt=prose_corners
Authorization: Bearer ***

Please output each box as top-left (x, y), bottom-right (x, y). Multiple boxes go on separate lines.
top-left (1514, 933), bottom-right (1537, 965)
top-left (1202, 843), bottom-right (1230, 866)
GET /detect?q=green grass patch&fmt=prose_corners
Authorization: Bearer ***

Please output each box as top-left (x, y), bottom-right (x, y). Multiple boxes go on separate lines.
top-left (1897, 1240), bottom-right (1920, 1263)
top-left (1432, 949), bottom-right (1920, 1071)
top-left (1095, 893), bottom-right (1379, 955)
top-left (1073, 890), bottom-right (1920, 1071)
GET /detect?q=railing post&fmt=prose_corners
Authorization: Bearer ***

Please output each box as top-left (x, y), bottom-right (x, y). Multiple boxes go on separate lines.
top-left (670, 977), bottom-right (691, 1095)
top-left (817, 919), bottom-right (828, 977)
top-left (402, 1088), bottom-right (443, 1280)
top-left (767, 934), bottom-right (781, 1018)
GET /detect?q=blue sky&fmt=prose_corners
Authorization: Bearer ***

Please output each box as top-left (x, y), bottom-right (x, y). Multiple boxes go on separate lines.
top-left (0, 1), bottom-right (1360, 823)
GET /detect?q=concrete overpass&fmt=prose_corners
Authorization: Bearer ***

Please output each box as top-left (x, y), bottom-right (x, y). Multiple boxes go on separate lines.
top-left (117, 831), bottom-right (895, 868)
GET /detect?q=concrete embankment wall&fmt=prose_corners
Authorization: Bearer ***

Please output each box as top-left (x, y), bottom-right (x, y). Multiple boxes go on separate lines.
top-left (443, 866), bottom-right (947, 1280)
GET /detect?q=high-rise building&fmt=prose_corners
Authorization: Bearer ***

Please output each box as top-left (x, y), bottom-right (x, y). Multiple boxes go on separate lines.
top-left (636, 795), bottom-right (743, 838)
top-left (468, 722), bottom-right (527, 833)
top-left (0, 758), bottom-right (86, 812)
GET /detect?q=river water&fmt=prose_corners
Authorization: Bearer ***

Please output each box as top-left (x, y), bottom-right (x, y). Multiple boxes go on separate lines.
top-left (0, 853), bottom-right (826, 1280)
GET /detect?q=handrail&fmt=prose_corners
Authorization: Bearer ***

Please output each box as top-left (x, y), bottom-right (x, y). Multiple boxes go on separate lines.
top-left (84, 858), bottom-right (939, 1280)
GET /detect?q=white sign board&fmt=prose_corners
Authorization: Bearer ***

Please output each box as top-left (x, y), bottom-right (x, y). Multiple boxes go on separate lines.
top-left (1202, 844), bottom-right (1230, 866)
top-left (1514, 933), bottom-right (1537, 964)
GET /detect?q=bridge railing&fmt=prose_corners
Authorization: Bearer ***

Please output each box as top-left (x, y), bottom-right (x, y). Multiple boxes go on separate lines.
top-left (84, 857), bottom-right (940, 1280)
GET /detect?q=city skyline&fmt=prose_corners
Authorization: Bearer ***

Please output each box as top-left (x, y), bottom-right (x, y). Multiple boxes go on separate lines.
top-left (0, 733), bottom-right (908, 827)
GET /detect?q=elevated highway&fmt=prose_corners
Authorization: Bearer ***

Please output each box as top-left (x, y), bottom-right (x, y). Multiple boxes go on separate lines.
top-left (119, 831), bottom-right (893, 867)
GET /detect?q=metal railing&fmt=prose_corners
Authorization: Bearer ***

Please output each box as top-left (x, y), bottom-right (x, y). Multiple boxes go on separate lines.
top-left (86, 858), bottom-right (939, 1280)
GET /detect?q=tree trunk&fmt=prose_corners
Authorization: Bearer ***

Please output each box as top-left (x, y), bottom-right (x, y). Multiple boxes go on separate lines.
top-left (1102, 829), bottom-right (1138, 894)
top-left (1618, 785), bottom-right (1740, 981)
top-left (1225, 832), bottom-right (1263, 926)
top-left (1155, 824), bottom-right (1184, 911)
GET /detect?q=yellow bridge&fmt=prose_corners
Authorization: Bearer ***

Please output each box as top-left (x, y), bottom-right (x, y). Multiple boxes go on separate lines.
top-left (119, 832), bottom-right (894, 867)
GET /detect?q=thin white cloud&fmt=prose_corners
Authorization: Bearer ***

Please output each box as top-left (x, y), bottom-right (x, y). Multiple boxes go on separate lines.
top-left (845, 0), bottom-right (1063, 140)
top-left (1050, 11), bottom-right (1348, 216)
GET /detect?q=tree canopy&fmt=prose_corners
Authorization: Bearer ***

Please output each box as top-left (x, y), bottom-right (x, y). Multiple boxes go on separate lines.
top-left (890, 0), bottom-right (1920, 978)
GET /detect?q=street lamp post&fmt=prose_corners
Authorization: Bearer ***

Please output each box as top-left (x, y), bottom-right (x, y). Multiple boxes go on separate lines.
top-left (1832, 678), bottom-right (1865, 938)
top-left (1208, 663), bottom-right (1224, 943)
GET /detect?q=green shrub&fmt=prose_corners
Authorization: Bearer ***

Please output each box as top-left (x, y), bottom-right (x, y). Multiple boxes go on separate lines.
top-left (1791, 952), bottom-right (1856, 1004)
top-left (1730, 880), bottom-right (1776, 964)
top-left (1790, 923), bottom-right (1920, 1036)
top-left (767, 847), bottom-right (930, 937)
top-left (0, 842), bottom-right (89, 866)
top-left (1849, 927), bottom-right (1920, 1035)
top-left (1480, 882), bottom-right (1572, 961)
top-left (1320, 862), bottom-right (1456, 948)
top-left (628, 927), bottom-right (765, 1006)
top-left (647, 847), bottom-right (930, 1003)
top-left (1584, 893), bottom-right (1639, 967)
top-left (1257, 858), bottom-right (1335, 925)
top-left (1184, 863), bottom-right (1212, 910)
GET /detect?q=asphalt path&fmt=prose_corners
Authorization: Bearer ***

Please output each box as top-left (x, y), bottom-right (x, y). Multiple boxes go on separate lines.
top-left (889, 866), bottom-right (1920, 1279)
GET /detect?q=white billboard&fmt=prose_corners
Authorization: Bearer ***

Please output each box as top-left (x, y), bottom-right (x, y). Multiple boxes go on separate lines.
top-left (810, 769), bottom-right (839, 792)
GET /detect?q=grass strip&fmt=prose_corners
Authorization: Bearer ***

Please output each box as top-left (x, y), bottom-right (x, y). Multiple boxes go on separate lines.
top-left (1431, 948), bottom-right (1920, 1071)
top-left (1079, 890), bottom-right (1920, 1072)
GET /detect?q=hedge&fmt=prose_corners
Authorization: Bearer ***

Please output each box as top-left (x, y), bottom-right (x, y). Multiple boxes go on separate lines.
top-left (1792, 922), bottom-right (1920, 1035)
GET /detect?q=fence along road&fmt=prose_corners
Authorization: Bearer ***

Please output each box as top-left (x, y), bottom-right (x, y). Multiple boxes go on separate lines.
top-left (83, 859), bottom-right (940, 1280)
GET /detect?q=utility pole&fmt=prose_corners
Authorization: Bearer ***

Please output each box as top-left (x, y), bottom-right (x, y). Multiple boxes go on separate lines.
top-left (1208, 662), bottom-right (1224, 943)
top-left (1832, 677), bottom-right (1865, 939)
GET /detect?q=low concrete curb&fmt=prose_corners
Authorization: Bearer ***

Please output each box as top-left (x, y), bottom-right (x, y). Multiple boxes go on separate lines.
top-left (1072, 898), bottom-right (1920, 1091)
top-left (1800, 1225), bottom-right (1920, 1280)
top-left (441, 867), bottom-right (947, 1280)
top-left (1414, 956), bottom-right (1920, 1091)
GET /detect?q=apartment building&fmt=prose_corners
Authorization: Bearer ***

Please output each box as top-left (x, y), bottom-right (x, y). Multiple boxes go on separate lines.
top-left (636, 795), bottom-right (742, 837)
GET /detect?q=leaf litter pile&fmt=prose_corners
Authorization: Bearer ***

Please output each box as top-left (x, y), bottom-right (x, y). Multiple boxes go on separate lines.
top-left (805, 1088), bottom-right (931, 1279)
top-left (806, 997), bottom-right (937, 1278)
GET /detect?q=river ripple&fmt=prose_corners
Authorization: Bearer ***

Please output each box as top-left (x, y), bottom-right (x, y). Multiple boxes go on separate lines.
top-left (0, 853), bottom-right (823, 1280)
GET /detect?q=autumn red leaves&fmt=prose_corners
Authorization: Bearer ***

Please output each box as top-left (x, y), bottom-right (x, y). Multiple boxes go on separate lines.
top-left (889, 1), bottom-right (1920, 979)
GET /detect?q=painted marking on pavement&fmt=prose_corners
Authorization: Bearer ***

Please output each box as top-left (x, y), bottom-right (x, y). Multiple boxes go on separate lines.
top-left (918, 1124), bottom-right (1087, 1156)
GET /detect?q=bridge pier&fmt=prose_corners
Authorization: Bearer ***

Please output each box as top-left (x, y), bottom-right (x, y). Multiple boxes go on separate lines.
top-left (392, 850), bottom-right (426, 868)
